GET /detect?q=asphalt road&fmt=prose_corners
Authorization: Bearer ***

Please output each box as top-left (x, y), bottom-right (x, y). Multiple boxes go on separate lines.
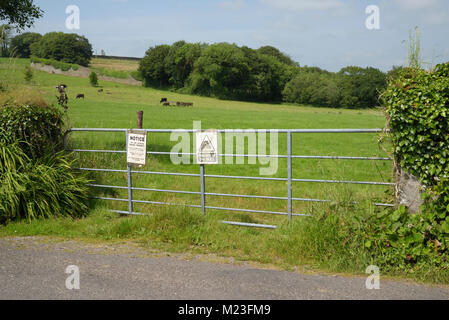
top-left (1, 237), bottom-right (448, 300)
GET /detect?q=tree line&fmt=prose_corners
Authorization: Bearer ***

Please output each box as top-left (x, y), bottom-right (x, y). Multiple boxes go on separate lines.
top-left (139, 41), bottom-right (392, 108)
top-left (2, 25), bottom-right (393, 109)
top-left (1, 27), bottom-right (93, 67)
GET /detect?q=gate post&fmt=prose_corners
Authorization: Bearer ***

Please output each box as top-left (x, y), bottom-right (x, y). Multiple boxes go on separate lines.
top-left (126, 130), bottom-right (133, 214)
top-left (200, 164), bottom-right (206, 215)
top-left (287, 131), bottom-right (292, 222)
top-left (127, 164), bottom-right (133, 214)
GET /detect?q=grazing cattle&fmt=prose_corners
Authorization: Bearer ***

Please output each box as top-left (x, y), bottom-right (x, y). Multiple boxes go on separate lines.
top-left (98, 89), bottom-right (104, 92)
top-left (176, 102), bottom-right (194, 107)
top-left (76, 94), bottom-right (85, 99)
top-left (160, 98), bottom-right (168, 104)
top-left (163, 102), bottom-right (170, 106)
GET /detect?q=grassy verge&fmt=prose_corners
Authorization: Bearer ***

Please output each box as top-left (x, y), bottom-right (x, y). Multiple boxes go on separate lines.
top-left (0, 199), bottom-right (380, 273)
top-left (1, 200), bottom-right (447, 284)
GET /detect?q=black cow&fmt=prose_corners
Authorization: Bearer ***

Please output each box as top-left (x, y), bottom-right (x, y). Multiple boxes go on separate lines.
top-left (76, 94), bottom-right (85, 99)
top-left (160, 98), bottom-right (168, 104)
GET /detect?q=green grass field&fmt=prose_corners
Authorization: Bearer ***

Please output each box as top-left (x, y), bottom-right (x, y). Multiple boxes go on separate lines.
top-left (1, 57), bottom-right (418, 282)
top-left (89, 57), bottom-right (141, 79)
top-left (0, 57), bottom-right (394, 227)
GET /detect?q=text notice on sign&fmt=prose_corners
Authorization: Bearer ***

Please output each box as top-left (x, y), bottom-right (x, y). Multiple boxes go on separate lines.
top-left (127, 130), bottom-right (147, 166)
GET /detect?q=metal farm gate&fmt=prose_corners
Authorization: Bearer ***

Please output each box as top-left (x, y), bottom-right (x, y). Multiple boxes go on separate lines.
top-left (64, 128), bottom-right (394, 229)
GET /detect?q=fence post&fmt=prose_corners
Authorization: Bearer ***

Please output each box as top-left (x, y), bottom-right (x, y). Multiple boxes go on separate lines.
top-left (137, 111), bottom-right (144, 129)
top-left (126, 130), bottom-right (133, 214)
top-left (200, 164), bottom-right (206, 215)
top-left (287, 131), bottom-right (292, 222)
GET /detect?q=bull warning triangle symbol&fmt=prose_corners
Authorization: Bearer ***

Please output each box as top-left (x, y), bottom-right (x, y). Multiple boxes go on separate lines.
top-left (200, 135), bottom-right (216, 153)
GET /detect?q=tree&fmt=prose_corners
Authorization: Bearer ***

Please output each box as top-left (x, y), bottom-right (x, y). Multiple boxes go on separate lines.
top-left (174, 43), bottom-right (202, 87)
top-left (89, 71), bottom-right (98, 87)
top-left (0, 24), bottom-right (13, 57)
top-left (241, 46), bottom-right (294, 102)
top-left (30, 32), bottom-right (93, 66)
top-left (10, 32), bottom-right (41, 57)
top-left (337, 66), bottom-right (387, 108)
top-left (189, 43), bottom-right (251, 99)
top-left (162, 41), bottom-right (203, 89)
top-left (139, 44), bottom-right (171, 87)
top-left (163, 40), bottom-right (187, 88)
top-left (257, 45), bottom-right (299, 67)
top-left (0, 0), bottom-right (43, 30)
top-left (283, 72), bottom-right (340, 107)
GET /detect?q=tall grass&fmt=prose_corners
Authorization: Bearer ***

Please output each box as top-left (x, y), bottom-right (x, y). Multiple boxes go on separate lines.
top-left (0, 137), bottom-right (91, 223)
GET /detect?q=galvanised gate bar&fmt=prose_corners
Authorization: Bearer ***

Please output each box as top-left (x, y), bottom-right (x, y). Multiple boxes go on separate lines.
top-left (64, 128), bottom-right (394, 229)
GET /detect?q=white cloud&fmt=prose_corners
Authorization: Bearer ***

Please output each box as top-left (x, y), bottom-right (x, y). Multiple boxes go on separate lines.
top-left (260, 0), bottom-right (345, 11)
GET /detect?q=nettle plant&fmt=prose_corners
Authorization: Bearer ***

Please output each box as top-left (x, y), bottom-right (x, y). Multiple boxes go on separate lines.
top-left (377, 62), bottom-right (449, 268)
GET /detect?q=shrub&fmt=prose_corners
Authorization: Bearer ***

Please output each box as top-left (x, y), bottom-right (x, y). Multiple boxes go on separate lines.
top-left (0, 104), bottom-right (65, 159)
top-left (0, 139), bottom-right (90, 224)
top-left (372, 187), bottom-right (449, 270)
top-left (89, 71), bottom-right (98, 87)
top-left (24, 66), bottom-right (33, 82)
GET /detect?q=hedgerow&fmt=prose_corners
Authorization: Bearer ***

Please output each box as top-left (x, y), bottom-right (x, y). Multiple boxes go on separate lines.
top-left (374, 62), bottom-right (449, 269)
top-left (384, 64), bottom-right (449, 186)
top-left (0, 101), bottom-right (91, 224)
top-left (0, 104), bottom-right (65, 159)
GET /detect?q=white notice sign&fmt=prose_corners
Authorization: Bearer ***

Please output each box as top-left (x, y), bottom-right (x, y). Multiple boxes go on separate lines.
top-left (196, 130), bottom-right (218, 165)
top-left (127, 130), bottom-right (147, 166)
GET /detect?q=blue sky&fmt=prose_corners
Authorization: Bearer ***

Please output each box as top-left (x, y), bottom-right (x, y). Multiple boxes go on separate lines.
top-left (16, 0), bottom-right (449, 72)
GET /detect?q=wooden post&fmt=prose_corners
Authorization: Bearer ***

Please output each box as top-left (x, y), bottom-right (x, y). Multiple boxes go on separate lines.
top-left (137, 111), bottom-right (144, 129)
